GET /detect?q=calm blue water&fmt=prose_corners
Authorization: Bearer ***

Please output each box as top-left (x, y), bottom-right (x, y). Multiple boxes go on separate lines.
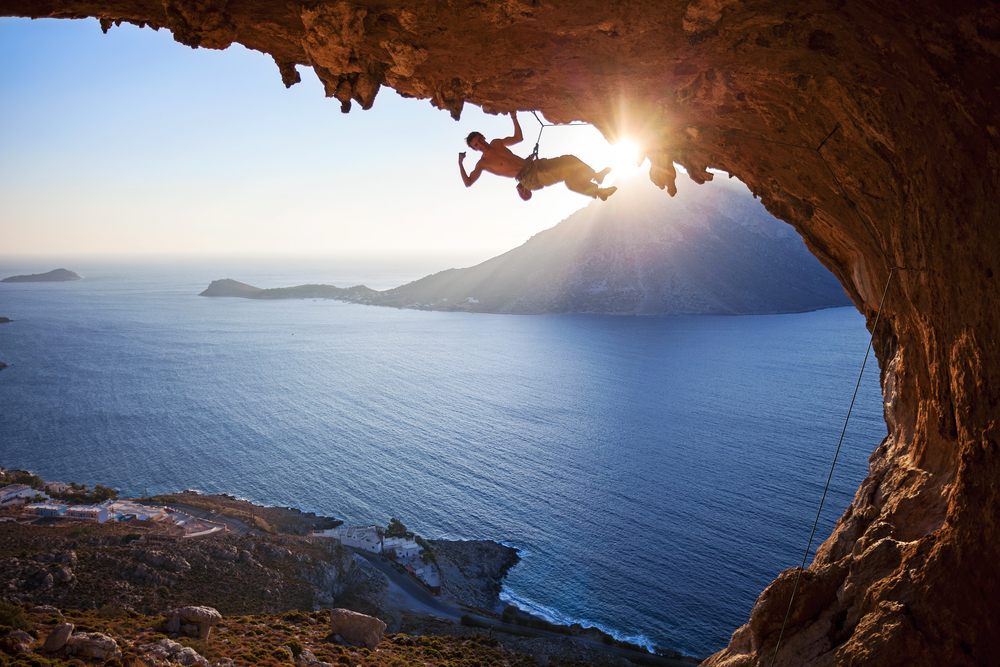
top-left (0, 259), bottom-right (885, 658)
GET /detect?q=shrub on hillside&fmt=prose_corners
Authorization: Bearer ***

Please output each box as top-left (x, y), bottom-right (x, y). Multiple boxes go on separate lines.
top-left (0, 603), bottom-right (31, 633)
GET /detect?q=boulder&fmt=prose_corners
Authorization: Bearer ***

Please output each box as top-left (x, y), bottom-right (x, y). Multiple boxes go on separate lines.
top-left (328, 608), bottom-right (386, 649)
top-left (138, 638), bottom-right (208, 666)
top-left (65, 632), bottom-right (122, 660)
top-left (142, 550), bottom-right (191, 573)
top-left (164, 606), bottom-right (223, 640)
top-left (31, 605), bottom-right (63, 619)
top-left (6, 629), bottom-right (34, 653)
top-left (43, 623), bottom-right (74, 652)
top-left (52, 566), bottom-right (74, 583)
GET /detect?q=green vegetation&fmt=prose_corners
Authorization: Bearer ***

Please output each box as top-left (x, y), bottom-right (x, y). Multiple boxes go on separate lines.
top-left (0, 603), bottom-right (31, 634)
top-left (384, 518), bottom-right (412, 539)
top-left (178, 638), bottom-right (215, 659)
top-left (98, 603), bottom-right (128, 619)
top-left (8, 472), bottom-right (43, 489)
top-left (284, 637), bottom-right (303, 657)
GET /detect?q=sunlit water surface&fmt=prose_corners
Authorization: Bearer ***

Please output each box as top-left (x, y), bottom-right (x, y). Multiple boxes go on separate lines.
top-left (0, 259), bottom-right (885, 658)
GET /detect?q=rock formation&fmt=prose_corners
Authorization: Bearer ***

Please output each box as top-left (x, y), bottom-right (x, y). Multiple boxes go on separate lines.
top-left (328, 608), bottom-right (386, 649)
top-left (164, 606), bottom-right (222, 640)
top-left (41, 623), bottom-right (74, 652)
top-left (1, 1), bottom-right (997, 664)
top-left (429, 539), bottom-right (520, 613)
top-left (64, 631), bottom-right (122, 660)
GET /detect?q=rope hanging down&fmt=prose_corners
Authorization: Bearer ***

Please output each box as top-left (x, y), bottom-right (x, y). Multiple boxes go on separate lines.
top-left (768, 266), bottom-right (895, 667)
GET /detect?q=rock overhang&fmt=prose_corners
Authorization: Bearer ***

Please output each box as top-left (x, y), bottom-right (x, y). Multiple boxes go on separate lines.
top-left (2, 1), bottom-right (998, 664)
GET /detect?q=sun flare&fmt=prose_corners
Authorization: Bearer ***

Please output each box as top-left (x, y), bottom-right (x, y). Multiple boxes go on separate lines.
top-left (606, 139), bottom-right (642, 180)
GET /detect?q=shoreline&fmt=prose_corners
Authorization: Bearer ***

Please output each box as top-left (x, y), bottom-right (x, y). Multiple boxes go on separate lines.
top-left (1, 470), bottom-right (698, 661)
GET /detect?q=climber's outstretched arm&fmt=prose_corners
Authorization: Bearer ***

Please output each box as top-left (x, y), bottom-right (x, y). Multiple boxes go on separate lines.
top-left (501, 111), bottom-right (523, 147)
top-left (459, 152), bottom-right (484, 187)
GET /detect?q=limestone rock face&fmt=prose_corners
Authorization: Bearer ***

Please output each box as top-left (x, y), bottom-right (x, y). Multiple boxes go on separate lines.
top-left (1, 1), bottom-right (999, 664)
top-left (165, 606), bottom-right (223, 640)
top-left (65, 632), bottom-right (122, 660)
top-left (328, 608), bottom-right (386, 649)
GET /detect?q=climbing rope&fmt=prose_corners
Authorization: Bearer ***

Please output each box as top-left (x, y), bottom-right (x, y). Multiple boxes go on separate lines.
top-left (768, 266), bottom-right (895, 667)
top-left (528, 110), bottom-right (589, 160)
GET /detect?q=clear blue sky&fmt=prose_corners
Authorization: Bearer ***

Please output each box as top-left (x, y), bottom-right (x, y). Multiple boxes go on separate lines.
top-left (1, 17), bottom-right (650, 267)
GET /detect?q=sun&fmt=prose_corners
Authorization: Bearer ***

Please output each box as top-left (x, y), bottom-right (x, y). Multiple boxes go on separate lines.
top-left (606, 139), bottom-right (642, 180)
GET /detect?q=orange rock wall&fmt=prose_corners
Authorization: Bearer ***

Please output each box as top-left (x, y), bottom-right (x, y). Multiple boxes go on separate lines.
top-left (2, 1), bottom-right (998, 664)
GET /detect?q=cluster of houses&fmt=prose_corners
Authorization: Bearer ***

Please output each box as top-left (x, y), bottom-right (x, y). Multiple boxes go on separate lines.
top-left (0, 483), bottom-right (47, 507)
top-left (308, 524), bottom-right (441, 593)
top-left (0, 482), bottom-right (172, 525)
top-left (308, 524), bottom-right (422, 558)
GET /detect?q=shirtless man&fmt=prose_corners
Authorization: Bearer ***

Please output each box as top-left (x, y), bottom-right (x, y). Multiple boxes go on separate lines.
top-left (458, 111), bottom-right (617, 201)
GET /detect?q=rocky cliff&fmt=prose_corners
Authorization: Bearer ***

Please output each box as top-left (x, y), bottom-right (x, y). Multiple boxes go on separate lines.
top-left (428, 539), bottom-right (519, 614)
top-left (2, 1), bottom-right (998, 664)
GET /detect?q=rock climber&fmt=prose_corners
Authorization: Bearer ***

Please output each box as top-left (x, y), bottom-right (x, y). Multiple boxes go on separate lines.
top-left (458, 111), bottom-right (617, 202)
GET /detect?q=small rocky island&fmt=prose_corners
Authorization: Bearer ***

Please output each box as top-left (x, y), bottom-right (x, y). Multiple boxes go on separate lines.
top-left (2, 268), bottom-right (81, 282)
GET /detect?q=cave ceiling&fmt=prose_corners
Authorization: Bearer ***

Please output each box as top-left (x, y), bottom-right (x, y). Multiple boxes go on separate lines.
top-left (2, 0), bottom-right (998, 665)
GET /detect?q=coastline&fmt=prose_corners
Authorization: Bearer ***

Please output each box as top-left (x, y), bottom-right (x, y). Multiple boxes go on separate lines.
top-left (1, 471), bottom-right (699, 663)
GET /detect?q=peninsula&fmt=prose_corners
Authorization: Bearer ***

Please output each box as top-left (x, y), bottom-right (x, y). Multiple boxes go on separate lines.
top-left (2, 269), bottom-right (81, 282)
top-left (200, 177), bottom-right (849, 316)
top-left (0, 468), bottom-right (697, 665)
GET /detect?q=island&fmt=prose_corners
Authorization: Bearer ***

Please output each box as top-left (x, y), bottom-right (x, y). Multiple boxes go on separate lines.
top-left (0, 317), bottom-right (10, 323)
top-left (1, 268), bottom-right (81, 282)
top-left (200, 177), bottom-right (851, 316)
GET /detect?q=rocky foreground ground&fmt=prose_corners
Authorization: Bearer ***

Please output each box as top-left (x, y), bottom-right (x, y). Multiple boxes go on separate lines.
top-left (0, 509), bottom-right (673, 667)
top-left (0, 602), bottom-right (559, 667)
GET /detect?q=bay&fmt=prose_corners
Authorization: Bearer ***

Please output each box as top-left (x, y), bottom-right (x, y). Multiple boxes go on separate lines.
top-left (0, 258), bottom-right (885, 658)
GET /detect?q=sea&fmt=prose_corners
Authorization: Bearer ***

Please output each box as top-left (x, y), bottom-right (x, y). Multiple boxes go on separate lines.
top-left (0, 258), bottom-right (886, 659)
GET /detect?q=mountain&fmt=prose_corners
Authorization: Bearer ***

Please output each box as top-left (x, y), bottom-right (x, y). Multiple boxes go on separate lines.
top-left (202, 174), bottom-right (850, 315)
top-left (2, 268), bottom-right (81, 282)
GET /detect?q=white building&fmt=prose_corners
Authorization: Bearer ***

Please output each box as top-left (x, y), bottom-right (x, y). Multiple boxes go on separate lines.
top-left (383, 536), bottom-right (421, 559)
top-left (26, 502), bottom-right (67, 517)
top-left (42, 481), bottom-right (69, 495)
top-left (310, 525), bottom-right (382, 553)
top-left (65, 505), bottom-right (110, 523)
top-left (99, 500), bottom-right (167, 522)
top-left (0, 484), bottom-right (47, 506)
